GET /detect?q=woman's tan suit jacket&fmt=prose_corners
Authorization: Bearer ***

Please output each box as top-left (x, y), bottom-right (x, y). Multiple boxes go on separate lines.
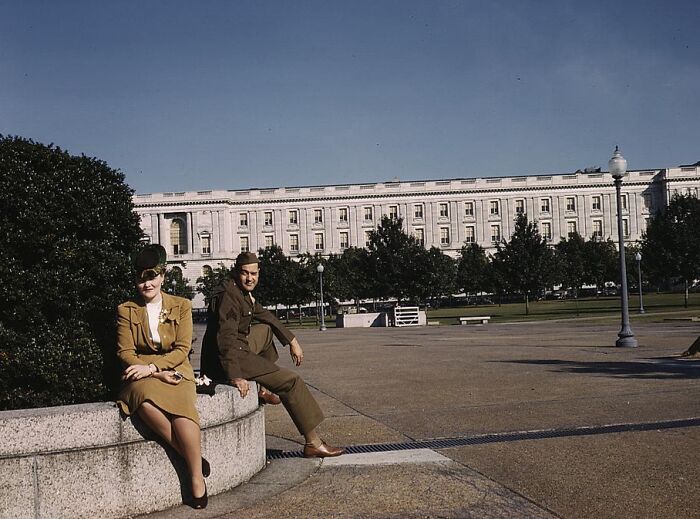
top-left (116, 292), bottom-right (195, 382)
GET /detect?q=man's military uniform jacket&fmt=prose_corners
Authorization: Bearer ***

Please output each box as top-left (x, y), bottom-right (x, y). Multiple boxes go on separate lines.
top-left (201, 279), bottom-right (296, 382)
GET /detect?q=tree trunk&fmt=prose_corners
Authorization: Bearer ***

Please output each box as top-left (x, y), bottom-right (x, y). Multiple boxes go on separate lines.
top-left (685, 279), bottom-right (689, 308)
top-left (525, 292), bottom-right (530, 315)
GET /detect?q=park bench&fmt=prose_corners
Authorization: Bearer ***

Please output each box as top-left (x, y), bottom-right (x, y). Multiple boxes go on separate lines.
top-left (459, 316), bottom-right (491, 325)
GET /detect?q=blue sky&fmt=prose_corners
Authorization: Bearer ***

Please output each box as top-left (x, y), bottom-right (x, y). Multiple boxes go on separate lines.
top-left (1, 1), bottom-right (698, 194)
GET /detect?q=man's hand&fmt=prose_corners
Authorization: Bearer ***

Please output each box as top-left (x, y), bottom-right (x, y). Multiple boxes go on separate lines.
top-left (231, 377), bottom-right (250, 398)
top-left (289, 338), bottom-right (304, 366)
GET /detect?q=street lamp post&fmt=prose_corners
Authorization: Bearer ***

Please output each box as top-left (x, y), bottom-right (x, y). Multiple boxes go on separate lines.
top-left (317, 263), bottom-right (327, 331)
top-left (635, 251), bottom-right (645, 314)
top-left (609, 146), bottom-right (638, 347)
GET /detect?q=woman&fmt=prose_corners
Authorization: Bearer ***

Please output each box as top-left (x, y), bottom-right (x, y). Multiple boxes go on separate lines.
top-left (116, 245), bottom-right (208, 509)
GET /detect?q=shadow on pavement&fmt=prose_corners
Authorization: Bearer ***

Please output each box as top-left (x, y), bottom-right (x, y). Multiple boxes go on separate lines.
top-left (496, 358), bottom-right (700, 380)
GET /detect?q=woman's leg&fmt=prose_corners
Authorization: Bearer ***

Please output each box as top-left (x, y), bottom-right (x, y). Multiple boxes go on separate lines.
top-left (137, 401), bottom-right (183, 455)
top-left (138, 404), bottom-right (204, 497)
top-left (172, 417), bottom-right (205, 498)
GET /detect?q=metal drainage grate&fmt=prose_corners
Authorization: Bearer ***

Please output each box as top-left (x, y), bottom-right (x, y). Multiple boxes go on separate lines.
top-left (266, 417), bottom-right (700, 460)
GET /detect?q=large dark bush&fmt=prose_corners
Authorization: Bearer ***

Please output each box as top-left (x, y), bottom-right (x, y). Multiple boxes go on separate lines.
top-left (0, 135), bottom-right (142, 410)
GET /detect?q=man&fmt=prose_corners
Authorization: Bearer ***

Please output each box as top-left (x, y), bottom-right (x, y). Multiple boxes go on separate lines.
top-left (201, 252), bottom-right (344, 458)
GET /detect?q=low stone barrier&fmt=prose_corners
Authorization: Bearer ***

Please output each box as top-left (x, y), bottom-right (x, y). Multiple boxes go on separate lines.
top-left (0, 384), bottom-right (265, 519)
top-left (336, 312), bottom-right (389, 327)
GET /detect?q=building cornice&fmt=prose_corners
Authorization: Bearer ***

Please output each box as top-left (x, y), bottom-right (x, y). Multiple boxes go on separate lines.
top-left (134, 179), bottom-right (665, 210)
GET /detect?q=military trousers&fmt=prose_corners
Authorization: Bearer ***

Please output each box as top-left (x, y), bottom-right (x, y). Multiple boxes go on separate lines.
top-left (247, 324), bottom-right (324, 435)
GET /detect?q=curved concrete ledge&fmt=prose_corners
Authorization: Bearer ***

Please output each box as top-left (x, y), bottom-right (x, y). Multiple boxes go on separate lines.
top-left (0, 384), bottom-right (265, 519)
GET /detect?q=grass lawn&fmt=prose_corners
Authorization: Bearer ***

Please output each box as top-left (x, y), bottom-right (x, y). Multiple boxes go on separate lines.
top-left (282, 292), bottom-right (700, 328)
top-left (426, 292), bottom-right (700, 325)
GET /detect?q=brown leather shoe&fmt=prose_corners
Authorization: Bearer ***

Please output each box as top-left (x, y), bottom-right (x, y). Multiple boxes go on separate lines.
top-left (258, 388), bottom-right (282, 405)
top-left (303, 441), bottom-right (345, 458)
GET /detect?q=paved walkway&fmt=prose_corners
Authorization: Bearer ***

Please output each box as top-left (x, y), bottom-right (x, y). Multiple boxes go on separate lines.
top-left (143, 319), bottom-right (700, 519)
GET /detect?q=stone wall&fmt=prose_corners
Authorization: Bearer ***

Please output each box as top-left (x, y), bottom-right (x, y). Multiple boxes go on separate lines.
top-left (0, 384), bottom-right (265, 519)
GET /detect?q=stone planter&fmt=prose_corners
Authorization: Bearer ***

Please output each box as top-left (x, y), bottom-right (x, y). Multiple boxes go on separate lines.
top-left (0, 384), bottom-right (265, 519)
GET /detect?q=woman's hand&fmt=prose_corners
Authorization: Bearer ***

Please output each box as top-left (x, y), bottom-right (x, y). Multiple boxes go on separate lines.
top-left (122, 364), bottom-right (153, 381)
top-left (155, 371), bottom-right (183, 385)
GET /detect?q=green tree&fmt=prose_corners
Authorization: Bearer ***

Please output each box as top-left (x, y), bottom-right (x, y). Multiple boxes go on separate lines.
top-left (584, 238), bottom-right (618, 296)
top-left (196, 263), bottom-right (232, 307)
top-left (333, 246), bottom-right (372, 311)
top-left (641, 194), bottom-right (700, 306)
top-left (164, 268), bottom-right (195, 300)
top-left (455, 242), bottom-right (492, 300)
top-left (554, 232), bottom-right (587, 299)
top-left (252, 246), bottom-right (289, 313)
top-left (0, 136), bottom-right (142, 410)
top-left (366, 216), bottom-right (423, 303)
top-left (491, 214), bottom-right (555, 315)
top-left (413, 247), bottom-right (456, 307)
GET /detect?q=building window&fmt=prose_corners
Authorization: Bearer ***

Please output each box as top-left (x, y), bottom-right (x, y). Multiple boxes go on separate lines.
top-left (388, 205), bottom-right (399, 220)
top-left (364, 231), bottom-right (372, 247)
top-left (239, 212), bottom-right (248, 227)
top-left (264, 235), bottom-right (274, 248)
top-left (339, 207), bottom-right (348, 222)
top-left (339, 231), bottom-right (349, 249)
top-left (490, 225), bottom-right (501, 243)
top-left (314, 209), bottom-right (323, 224)
top-left (364, 207), bottom-right (373, 222)
top-left (541, 222), bottom-right (552, 240)
top-left (314, 233), bottom-right (324, 251)
top-left (489, 200), bottom-right (500, 216)
top-left (566, 197), bottom-right (576, 212)
top-left (515, 199), bottom-right (525, 214)
top-left (567, 221), bottom-right (577, 237)
top-left (200, 234), bottom-right (211, 254)
top-left (464, 201), bottom-right (474, 217)
top-left (240, 236), bottom-right (249, 253)
top-left (289, 210), bottom-right (298, 225)
top-left (439, 203), bottom-right (449, 218)
top-left (289, 234), bottom-right (299, 252)
top-left (414, 204), bottom-right (424, 219)
top-left (623, 218), bottom-right (629, 238)
top-left (540, 198), bottom-right (551, 213)
top-left (465, 226), bottom-right (475, 243)
top-left (592, 220), bottom-right (603, 239)
top-left (592, 196), bottom-right (602, 211)
top-left (415, 228), bottom-right (425, 246)
top-left (170, 219), bottom-right (186, 255)
top-left (621, 194), bottom-right (628, 210)
top-left (264, 211), bottom-right (273, 226)
top-left (440, 227), bottom-right (450, 245)
top-left (643, 194), bottom-right (652, 210)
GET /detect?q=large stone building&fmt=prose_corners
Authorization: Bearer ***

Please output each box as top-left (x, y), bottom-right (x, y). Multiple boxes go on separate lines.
top-left (134, 163), bottom-right (700, 308)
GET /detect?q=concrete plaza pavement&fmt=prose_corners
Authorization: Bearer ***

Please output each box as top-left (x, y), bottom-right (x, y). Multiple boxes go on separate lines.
top-left (146, 318), bottom-right (700, 519)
